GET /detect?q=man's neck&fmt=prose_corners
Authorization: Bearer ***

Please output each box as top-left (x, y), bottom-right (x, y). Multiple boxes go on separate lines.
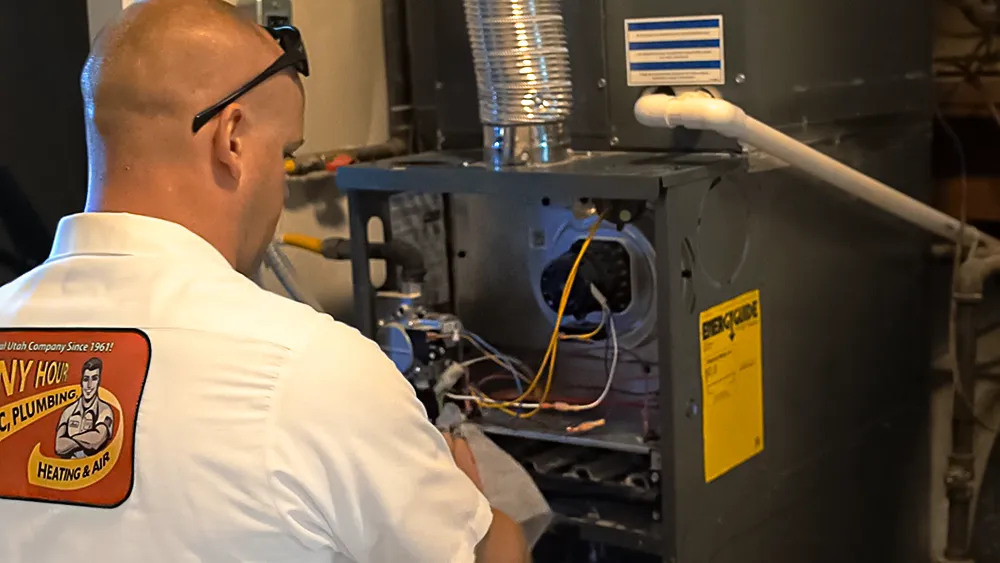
top-left (86, 187), bottom-right (242, 272)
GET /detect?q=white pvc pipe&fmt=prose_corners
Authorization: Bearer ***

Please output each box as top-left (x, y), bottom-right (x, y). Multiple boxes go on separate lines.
top-left (634, 93), bottom-right (1000, 250)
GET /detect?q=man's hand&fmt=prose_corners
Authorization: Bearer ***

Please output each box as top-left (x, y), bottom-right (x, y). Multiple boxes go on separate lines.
top-left (442, 431), bottom-right (484, 491)
top-left (442, 431), bottom-right (530, 562)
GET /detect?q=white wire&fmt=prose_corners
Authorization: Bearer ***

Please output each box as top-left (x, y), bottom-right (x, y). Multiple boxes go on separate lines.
top-left (478, 352), bottom-right (529, 377)
top-left (557, 310), bottom-right (618, 412)
top-left (460, 356), bottom-right (496, 368)
top-left (461, 338), bottom-right (518, 373)
top-left (447, 303), bottom-right (620, 412)
top-left (447, 331), bottom-right (533, 402)
top-left (459, 354), bottom-right (527, 376)
top-left (470, 333), bottom-right (530, 373)
top-left (445, 392), bottom-right (542, 409)
top-left (461, 331), bottom-right (533, 383)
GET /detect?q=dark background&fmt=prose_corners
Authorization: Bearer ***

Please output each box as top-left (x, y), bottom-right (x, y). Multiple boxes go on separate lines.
top-left (0, 1), bottom-right (91, 284)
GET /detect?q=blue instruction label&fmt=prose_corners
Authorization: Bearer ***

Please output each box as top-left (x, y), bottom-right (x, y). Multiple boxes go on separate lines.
top-left (624, 15), bottom-right (725, 87)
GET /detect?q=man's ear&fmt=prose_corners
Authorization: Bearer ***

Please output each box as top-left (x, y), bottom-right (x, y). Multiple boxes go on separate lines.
top-left (213, 104), bottom-right (246, 184)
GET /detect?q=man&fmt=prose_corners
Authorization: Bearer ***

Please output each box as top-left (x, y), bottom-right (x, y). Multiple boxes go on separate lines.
top-left (0, 1), bottom-right (527, 562)
top-left (55, 357), bottom-right (115, 459)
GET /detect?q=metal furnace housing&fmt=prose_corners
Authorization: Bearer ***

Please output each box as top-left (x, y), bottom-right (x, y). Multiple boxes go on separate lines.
top-left (338, 0), bottom-right (933, 560)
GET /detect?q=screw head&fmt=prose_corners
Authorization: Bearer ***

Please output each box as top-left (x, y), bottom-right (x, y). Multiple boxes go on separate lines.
top-left (610, 136), bottom-right (620, 146)
top-left (685, 399), bottom-right (699, 418)
top-left (735, 73), bottom-right (747, 84)
top-left (597, 78), bottom-right (607, 89)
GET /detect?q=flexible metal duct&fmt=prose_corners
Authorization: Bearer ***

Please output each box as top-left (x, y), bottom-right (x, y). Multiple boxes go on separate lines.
top-left (462, 0), bottom-right (573, 167)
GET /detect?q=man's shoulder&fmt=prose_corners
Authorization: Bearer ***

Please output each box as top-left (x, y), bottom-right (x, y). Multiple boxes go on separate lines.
top-left (0, 260), bottom-right (352, 360)
top-left (193, 279), bottom-right (392, 374)
top-left (177, 272), bottom-right (334, 351)
top-left (58, 402), bottom-right (76, 422)
top-left (0, 269), bottom-right (38, 307)
top-left (279, 312), bottom-right (409, 398)
top-left (292, 313), bottom-right (386, 368)
top-left (96, 399), bottom-right (114, 418)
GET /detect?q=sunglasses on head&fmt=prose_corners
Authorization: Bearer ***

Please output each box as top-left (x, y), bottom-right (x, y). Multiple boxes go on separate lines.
top-left (191, 25), bottom-right (310, 133)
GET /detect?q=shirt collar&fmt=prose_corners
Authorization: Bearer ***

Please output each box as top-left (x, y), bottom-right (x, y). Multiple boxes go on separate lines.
top-left (48, 212), bottom-right (234, 270)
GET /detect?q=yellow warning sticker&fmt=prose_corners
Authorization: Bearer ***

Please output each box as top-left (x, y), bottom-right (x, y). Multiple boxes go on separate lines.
top-left (699, 289), bottom-right (763, 483)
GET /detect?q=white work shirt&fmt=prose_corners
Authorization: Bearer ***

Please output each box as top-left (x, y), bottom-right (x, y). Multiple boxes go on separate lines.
top-left (0, 212), bottom-right (492, 563)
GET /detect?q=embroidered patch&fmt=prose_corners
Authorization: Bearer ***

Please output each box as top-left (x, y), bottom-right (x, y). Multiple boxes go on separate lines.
top-left (0, 329), bottom-right (150, 508)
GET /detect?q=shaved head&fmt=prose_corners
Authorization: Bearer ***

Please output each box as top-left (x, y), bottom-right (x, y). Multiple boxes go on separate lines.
top-left (83, 0), bottom-right (305, 275)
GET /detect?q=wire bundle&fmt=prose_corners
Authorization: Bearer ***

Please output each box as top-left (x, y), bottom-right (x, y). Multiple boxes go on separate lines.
top-left (446, 213), bottom-right (622, 423)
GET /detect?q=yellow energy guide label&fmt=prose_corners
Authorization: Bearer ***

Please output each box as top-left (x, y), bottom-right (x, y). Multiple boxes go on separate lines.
top-left (699, 289), bottom-right (763, 482)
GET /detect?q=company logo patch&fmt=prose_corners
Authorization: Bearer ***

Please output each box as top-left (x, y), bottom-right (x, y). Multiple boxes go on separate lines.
top-left (0, 329), bottom-right (150, 508)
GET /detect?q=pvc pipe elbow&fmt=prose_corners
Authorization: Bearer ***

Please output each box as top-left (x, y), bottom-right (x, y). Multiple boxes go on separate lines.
top-left (634, 94), bottom-right (674, 128)
top-left (956, 253), bottom-right (1000, 298)
top-left (633, 92), bottom-right (1000, 251)
top-left (633, 94), bottom-right (747, 138)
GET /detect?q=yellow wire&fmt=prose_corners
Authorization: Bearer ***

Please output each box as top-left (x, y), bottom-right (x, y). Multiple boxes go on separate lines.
top-left (281, 233), bottom-right (324, 254)
top-left (478, 332), bottom-right (554, 409)
top-left (480, 213), bottom-right (606, 418)
top-left (468, 385), bottom-right (521, 417)
top-left (560, 309), bottom-right (607, 341)
top-left (458, 335), bottom-right (524, 416)
top-left (481, 219), bottom-right (597, 409)
top-left (521, 216), bottom-right (606, 418)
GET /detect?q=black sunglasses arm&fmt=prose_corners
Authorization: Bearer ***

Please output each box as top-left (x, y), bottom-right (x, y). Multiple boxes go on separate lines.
top-left (191, 53), bottom-right (298, 133)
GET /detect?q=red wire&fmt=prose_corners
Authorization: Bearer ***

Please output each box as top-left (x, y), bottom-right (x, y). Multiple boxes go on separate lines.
top-left (325, 154), bottom-right (355, 172)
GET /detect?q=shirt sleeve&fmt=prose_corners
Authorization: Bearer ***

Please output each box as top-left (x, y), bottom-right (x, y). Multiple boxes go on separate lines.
top-left (265, 318), bottom-right (493, 563)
